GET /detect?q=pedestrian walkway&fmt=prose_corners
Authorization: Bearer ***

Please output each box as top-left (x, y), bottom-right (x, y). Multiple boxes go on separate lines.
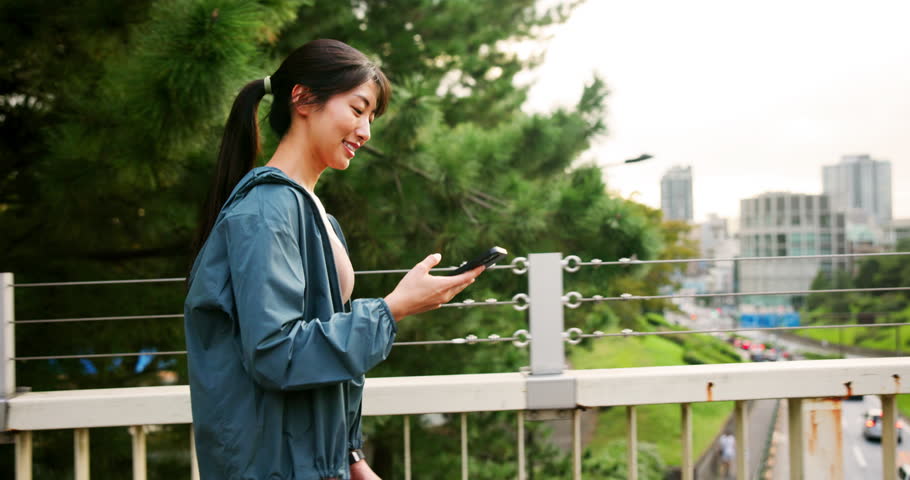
top-left (766, 400), bottom-right (789, 480)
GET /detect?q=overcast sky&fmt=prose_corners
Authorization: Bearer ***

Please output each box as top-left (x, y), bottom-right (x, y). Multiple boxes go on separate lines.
top-left (522, 0), bottom-right (909, 222)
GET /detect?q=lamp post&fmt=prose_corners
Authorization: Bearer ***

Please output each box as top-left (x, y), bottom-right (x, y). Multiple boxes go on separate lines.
top-left (602, 153), bottom-right (654, 168)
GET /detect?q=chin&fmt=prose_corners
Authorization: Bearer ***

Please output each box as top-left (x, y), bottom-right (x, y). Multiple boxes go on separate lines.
top-left (330, 159), bottom-right (351, 170)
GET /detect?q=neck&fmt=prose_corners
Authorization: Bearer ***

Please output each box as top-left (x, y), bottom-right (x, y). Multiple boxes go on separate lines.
top-left (266, 123), bottom-right (324, 192)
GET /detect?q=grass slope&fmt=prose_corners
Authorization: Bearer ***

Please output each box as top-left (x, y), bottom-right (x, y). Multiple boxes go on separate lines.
top-left (570, 334), bottom-right (734, 467)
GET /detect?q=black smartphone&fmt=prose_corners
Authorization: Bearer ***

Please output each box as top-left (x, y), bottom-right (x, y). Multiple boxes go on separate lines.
top-left (447, 246), bottom-right (508, 276)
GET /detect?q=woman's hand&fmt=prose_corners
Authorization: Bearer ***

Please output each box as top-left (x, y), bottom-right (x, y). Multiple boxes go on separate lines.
top-left (349, 459), bottom-right (382, 480)
top-left (384, 253), bottom-right (484, 321)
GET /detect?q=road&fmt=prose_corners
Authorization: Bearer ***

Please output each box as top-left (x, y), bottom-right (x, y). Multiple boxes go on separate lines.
top-left (841, 396), bottom-right (910, 479)
top-left (669, 304), bottom-right (910, 478)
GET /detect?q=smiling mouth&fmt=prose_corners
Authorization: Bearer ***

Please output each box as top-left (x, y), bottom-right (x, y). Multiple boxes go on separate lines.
top-left (342, 141), bottom-right (358, 157)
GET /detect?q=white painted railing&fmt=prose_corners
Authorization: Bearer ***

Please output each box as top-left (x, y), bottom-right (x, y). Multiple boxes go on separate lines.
top-left (5, 358), bottom-right (910, 479)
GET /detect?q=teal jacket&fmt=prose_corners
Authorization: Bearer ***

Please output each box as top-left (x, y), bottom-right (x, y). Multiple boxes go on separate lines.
top-left (184, 167), bottom-right (398, 479)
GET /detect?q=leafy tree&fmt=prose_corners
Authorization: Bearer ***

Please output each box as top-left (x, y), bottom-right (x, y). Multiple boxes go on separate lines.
top-left (802, 238), bottom-right (910, 345)
top-left (0, 0), bottom-right (676, 477)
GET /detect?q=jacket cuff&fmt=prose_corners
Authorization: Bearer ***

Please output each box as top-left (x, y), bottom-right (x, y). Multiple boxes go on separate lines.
top-left (376, 297), bottom-right (399, 333)
top-left (314, 461), bottom-right (345, 480)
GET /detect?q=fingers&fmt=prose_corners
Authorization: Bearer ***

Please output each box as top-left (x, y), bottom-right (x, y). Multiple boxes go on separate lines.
top-left (416, 253), bottom-right (442, 274)
top-left (451, 265), bottom-right (485, 283)
top-left (442, 266), bottom-right (483, 297)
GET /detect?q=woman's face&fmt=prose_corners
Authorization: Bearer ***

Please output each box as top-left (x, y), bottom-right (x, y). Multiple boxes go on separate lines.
top-left (300, 81), bottom-right (379, 171)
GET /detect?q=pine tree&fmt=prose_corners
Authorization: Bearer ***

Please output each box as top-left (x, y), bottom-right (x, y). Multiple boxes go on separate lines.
top-left (0, 1), bottom-right (677, 476)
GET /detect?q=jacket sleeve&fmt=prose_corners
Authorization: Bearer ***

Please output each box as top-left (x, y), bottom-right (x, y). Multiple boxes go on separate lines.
top-left (224, 212), bottom-right (397, 391)
top-left (346, 379), bottom-right (366, 450)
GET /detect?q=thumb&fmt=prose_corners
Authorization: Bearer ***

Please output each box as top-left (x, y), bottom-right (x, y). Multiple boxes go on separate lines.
top-left (418, 253), bottom-right (442, 273)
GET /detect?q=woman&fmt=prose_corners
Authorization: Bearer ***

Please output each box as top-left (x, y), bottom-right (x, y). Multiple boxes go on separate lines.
top-left (184, 39), bottom-right (483, 480)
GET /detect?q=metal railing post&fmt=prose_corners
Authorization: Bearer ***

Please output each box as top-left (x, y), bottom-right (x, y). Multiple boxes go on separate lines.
top-left (403, 415), bottom-right (411, 480)
top-left (1, 272), bottom-right (15, 430)
top-left (517, 411), bottom-right (526, 480)
top-left (680, 403), bottom-right (693, 480)
top-left (525, 253), bottom-right (575, 409)
top-left (573, 409), bottom-right (582, 480)
top-left (787, 398), bottom-right (803, 480)
top-left (460, 413), bottom-right (468, 480)
top-left (734, 401), bottom-right (748, 480)
top-left (627, 406), bottom-right (638, 480)
top-left (15, 430), bottom-right (31, 480)
top-left (524, 253), bottom-right (579, 475)
top-left (528, 253), bottom-right (565, 376)
top-left (130, 426), bottom-right (147, 480)
top-left (882, 394), bottom-right (897, 480)
top-left (74, 428), bottom-right (90, 480)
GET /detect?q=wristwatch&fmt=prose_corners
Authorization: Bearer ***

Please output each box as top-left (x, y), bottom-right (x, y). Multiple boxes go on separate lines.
top-left (349, 448), bottom-right (366, 464)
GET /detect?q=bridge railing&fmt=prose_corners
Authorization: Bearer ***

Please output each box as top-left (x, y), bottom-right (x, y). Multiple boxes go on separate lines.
top-left (3, 251), bottom-right (909, 479)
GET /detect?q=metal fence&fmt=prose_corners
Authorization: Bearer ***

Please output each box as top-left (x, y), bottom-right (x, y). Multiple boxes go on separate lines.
top-left (2, 250), bottom-right (909, 479)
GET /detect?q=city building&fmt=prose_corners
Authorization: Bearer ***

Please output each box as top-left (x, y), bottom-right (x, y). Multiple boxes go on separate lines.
top-left (660, 166), bottom-right (693, 222)
top-left (694, 214), bottom-right (739, 296)
top-left (822, 154), bottom-right (892, 226)
top-left (738, 192), bottom-right (848, 308)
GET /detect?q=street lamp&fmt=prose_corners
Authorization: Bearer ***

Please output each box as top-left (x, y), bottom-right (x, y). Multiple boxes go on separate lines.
top-left (623, 153), bottom-right (653, 164)
top-left (602, 153), bottom-right (654, 168)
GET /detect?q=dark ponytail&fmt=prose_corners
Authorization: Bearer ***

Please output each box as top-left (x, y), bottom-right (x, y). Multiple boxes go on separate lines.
top-left (192, 39), bottom-right (391, 258)
top-left (193, 79), bottom-right (268, 254)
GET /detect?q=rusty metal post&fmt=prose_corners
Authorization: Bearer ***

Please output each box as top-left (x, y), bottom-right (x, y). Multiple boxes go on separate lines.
top-left (882, 395), bottom-right (897, 480)
top-left (802, 398), bottom-right (843, 480)
top-left (787, 398), bottom-right (803, 480)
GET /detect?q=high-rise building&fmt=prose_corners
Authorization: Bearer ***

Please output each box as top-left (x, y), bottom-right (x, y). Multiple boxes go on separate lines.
top-left (822, 154), bottom-right (892, 225)
top-left (661, 166), bottom-right (693, 222)
top-left (738, 192), bottom-right (847, 307)
top-left (695, 214), bottom-right (739, 296)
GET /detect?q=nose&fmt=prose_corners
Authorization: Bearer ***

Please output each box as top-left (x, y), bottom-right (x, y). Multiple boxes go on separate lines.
top-left (355, 117), bottom-right (371, 144)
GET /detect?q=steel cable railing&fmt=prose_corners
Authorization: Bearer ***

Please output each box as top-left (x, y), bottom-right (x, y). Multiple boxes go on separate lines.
top-left (5, 251), bottom-right (908, 359)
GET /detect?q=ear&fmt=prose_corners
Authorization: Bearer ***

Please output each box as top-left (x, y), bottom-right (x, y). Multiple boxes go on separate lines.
top-left (291, 84), bottom-right (315, 116)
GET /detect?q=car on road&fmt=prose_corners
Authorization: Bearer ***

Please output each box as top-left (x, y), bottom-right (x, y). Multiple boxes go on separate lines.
top-left (749, 345), bottom-right (765, 362)
top-left (862, 408), bottom-right (903, 443)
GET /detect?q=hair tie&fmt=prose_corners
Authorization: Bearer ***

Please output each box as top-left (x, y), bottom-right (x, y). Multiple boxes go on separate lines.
top-left (263, 76), bottom-right (272, 95)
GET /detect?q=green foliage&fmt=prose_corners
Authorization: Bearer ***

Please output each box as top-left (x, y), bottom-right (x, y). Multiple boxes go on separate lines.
top-left (800, 241), bottom-right (910, 352)
top-left (582, 441), bottom-right (666, 479)
top-left (0, 0), bottom-right (689, 477)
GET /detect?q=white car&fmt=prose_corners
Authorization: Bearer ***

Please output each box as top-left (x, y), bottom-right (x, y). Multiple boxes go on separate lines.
top-left (862, 408), bottom-right (903, 443)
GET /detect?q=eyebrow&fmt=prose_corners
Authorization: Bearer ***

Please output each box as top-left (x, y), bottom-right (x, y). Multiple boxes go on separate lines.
top-left (353, 94), bottom-right (372, 108)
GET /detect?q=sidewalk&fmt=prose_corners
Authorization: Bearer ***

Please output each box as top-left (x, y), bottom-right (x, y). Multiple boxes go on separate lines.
top-left (766, 400), bottom-right (789, 480)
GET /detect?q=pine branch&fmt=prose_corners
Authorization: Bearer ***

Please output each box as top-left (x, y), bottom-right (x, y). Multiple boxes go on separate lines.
top-left (362, 144), bottom-right (508, 209)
